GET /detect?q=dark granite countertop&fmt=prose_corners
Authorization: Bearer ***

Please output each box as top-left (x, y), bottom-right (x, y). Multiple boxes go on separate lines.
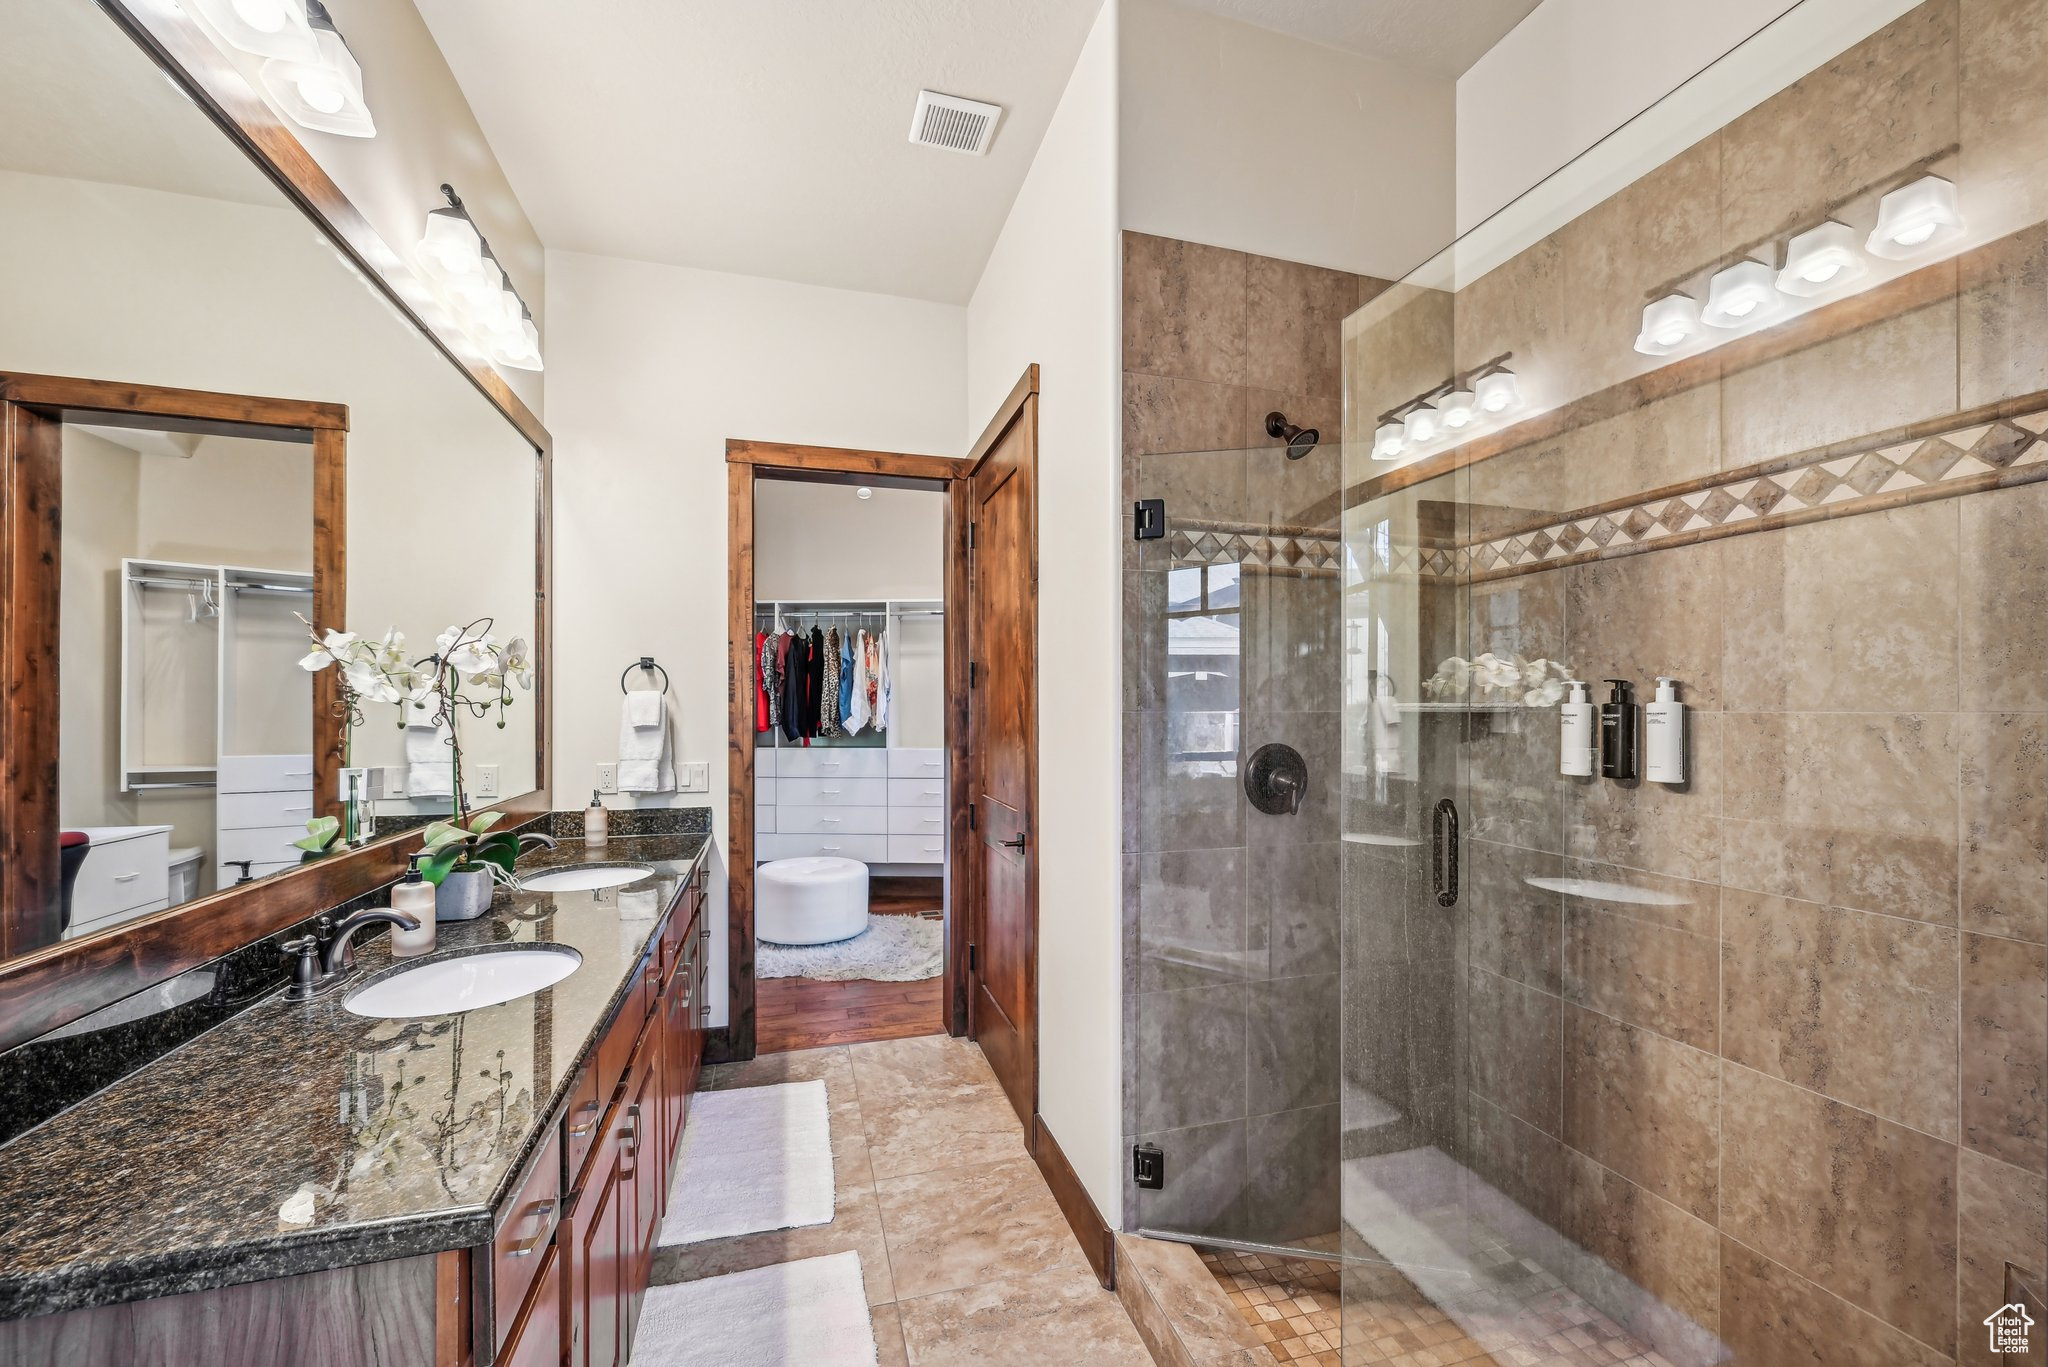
top-left (0, 832), bottom-right (709, 1321)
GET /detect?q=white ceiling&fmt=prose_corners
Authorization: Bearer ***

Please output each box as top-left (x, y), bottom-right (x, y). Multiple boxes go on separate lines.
top-left (1168, 0), bottom-right (1542, 77)
top-left (412, 0), bottom-right (1103, 304)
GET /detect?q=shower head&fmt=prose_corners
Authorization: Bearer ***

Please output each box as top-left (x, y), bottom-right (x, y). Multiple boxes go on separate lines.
top-left (1264, 410), bottom-right (1319, 459)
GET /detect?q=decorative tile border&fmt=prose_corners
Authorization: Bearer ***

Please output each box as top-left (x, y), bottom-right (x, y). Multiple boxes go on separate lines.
top-left (1166, 521), bottom-right (1345, 572)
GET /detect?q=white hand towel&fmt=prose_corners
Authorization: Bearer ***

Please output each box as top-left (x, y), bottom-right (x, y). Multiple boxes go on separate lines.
top-left (624, 688), bottom-right (664, 729)
top-left (619, 690), bottom-right (674, 793)
top-left (1371, 692), bottom-right (1405, 778)
top-left (404, 714), bottom-right (454, 797)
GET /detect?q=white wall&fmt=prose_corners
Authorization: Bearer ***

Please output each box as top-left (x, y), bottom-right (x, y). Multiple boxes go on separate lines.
top-left (966, 0), bottom-right (1125, 1222)
top-left (544, 251), bottom-right (968, 1027)
top-left (753, 483), bottom-right (944, 604)
top-left (1454, 0), bottom-right (1923, 236)
top-left (1119, 0), bottom-right (1455, 279)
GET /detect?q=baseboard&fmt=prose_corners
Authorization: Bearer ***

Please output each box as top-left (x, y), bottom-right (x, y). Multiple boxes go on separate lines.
top-left (1031, 1113), bottom-right (1116, 1290)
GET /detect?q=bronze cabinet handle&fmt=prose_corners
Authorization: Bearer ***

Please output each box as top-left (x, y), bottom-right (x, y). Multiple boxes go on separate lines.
top-left (568, 1099), bottom-right (600, 1139)
top-left (505, 1198), bottom-right (557, 1257)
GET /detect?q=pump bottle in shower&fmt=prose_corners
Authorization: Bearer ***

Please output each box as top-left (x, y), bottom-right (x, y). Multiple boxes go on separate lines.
top-left (1645, 677), bottom-right (1686, 783)
top-left (1559, 680), bottom-right (1595, 777)
top-left (1599, 678), bottom-right (1638, 780)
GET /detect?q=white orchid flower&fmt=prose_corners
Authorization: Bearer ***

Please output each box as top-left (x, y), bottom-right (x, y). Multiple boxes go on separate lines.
top-left (298, 647), bottom-right (335, 673)
top-left (322, 629), bottom-right (359, 656)
top-left (503, 638), bottom-right (533, 689)
top-left (1472, 652), bottom-right (1522, 691)
top-left (344, 658), bottom-right (402, 705)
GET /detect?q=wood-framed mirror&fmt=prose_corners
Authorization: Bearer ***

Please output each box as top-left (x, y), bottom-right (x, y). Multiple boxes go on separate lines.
top-left (0, 0), bottom-right (552, 1050)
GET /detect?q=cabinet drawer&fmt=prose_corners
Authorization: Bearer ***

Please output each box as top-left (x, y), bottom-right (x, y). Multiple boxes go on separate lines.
top-left (493, 1124), bottom-right (563, 1346)
top-left (776, 805), bottom-right (887, 835)
top-left (887, 749), bottom-right (945, 778)
top-left (217, 752), bottom-right (316, 794)
top-left (776, 748), bottom-right (886, 779)
top-left (754, 747), bottom-right (777, 777)
top-left (887, 835), bottom-right (947, 864)
top-left (594, 968), bottom-right (653, 1121)
top-left (496, 1241), bottom-right (561, 1367)
top-left (757, 832), bottom-right (887, 863)
top-left (755, 803), bottom-right (776, 834)
top-left (755, 778), bottom-right (777, 804)
top-left (217, 825), bottom-right (306, 868)
top-left (218, 789), bottom-right (315, 831)
top-left (67, 897), bottom-right (168, 940)
top-left (75, 835), bottom-right (170, 918)
top-left (887, 778), bottom-right (947, 808)
top-left (888, 807), bottom-right (947, 836)
top-left (775, 777), bottom-right (886, 807)
top-left (563, 1056), bottom-right (604, 1190)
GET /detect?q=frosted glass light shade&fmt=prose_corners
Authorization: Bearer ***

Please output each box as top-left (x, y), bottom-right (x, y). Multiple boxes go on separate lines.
top-left (1403, 405), bottom-right (1440, 445)
top-left (1440, 389), bottom-right (1477, 429)
top-left (1372, 422), bottom-right (1405, 461)
top-left (1474, 369), bottom-right (1521, 413)
top-left (259, 27), bottom-right (375, 137)
top-left (1700, 260), bottom-right (1784, 329)
top-left (1776, 221), bottom-right (1867, 296)
top-left (419, 209), bottom-right (484, 280)
top-left (495, 317), bottom-right (544, 372)
top-left (1866, 175), bottom-right (1963, 259)
top-left (1633, 293), bottom-right (1703, 356)
top-left (189, 0), bottom-right (320, 62)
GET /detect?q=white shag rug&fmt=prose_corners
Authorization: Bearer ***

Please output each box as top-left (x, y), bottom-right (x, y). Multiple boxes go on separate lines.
top-left (756, 914), bottom-right (942, 982)
top-left (630, 1252), bottom-right (877, 1367)
top-left (659, 1081), bottom-right (834, 1247)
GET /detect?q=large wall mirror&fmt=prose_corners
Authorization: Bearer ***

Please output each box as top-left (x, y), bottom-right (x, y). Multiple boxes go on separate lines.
top-left (0, 2), bottom-right (543, 970)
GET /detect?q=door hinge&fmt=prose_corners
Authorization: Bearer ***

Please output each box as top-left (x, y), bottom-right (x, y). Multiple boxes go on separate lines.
top-left (1133, 1142), bottom-right (1164, 1189)
top-left (968, 520), bottom-right (977, 549)
top-left (1134, 498), bottom-right (1166, 541)
top-left (967, 942), bottom-right (978, 972)
top-left (969, 661), bottom-right (979, 688)
top-left (969, 806), bottom-right (978, 831)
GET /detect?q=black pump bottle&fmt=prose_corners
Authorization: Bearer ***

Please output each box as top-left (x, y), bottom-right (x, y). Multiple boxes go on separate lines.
top-left (1599, 678), bottom-right (1638, 780)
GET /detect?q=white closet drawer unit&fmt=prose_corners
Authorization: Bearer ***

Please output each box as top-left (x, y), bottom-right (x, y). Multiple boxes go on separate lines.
top-left (218, 825), bottom-right (307, 870)
top-left (887, 778), bottom-right (947, 808)
top-left (888, 749), bottom-right (945, 778)
top-left (775, 776), bottom-right (887, 807)
top-left (889, 807), bottom-right (947, 836)
top-left (218, 753), bottom-right (316, 794)
top-left (757, 832), bottom-right (888, 863)
top-left (219, 790), bottom-right (317, 831)
top-left (755, 749), bottom-right (777, 777)
top-left (69, 897), bottom-right (169, 940)
top-left (755, 778), bottom-right (777, 804)
top-left (73, 827), bottom-right (172, 923)
top-left (778, 806), bottom-right (889, 836)
top-left (887, 836), bottom-right (947, 864)
top-left (755, 804), bottom-right (777, 834)
top-left (775, 749), bottom-right (887, 780)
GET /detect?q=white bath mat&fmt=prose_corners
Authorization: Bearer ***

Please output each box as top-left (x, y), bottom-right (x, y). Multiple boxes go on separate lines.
top-left (630, 1252), bottom-right (876, 1367)
top-left (756, 914), bottom-right (941, 981)
top-left (659, 1080), bottom-right (834, 1247)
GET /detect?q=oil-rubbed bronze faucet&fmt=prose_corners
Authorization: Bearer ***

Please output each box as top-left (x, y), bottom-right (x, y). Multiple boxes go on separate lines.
top-left (281, 909), bottom-right (422, 1001)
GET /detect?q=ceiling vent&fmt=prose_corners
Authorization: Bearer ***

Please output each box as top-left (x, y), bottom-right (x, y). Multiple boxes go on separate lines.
top-left (908, 90), bottom-right (1002, 155)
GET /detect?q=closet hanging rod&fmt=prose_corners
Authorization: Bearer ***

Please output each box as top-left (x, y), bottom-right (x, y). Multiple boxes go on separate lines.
top-left (131, 575), bottom-right (217, 592)
top-left (228, 582), bottom-right (314, 595)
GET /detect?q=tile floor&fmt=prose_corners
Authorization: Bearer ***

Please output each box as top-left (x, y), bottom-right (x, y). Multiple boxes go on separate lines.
top-left (652, 1034), bottom-right (1153, 1366)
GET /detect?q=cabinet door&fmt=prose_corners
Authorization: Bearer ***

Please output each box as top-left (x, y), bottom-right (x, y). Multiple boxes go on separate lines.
top-left (498, 1243), bottom-right (563, 1367)
top-left (661, 967), bottom-right (691, 1187)
top-left (619, 1032), bottom-right (664, 1365)
top-left (568, 1119), bottom-right (626, 1367)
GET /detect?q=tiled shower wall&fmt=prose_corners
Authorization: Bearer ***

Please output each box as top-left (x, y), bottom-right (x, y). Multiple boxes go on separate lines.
top-left (1344, 2), bottom-right (2048, 1363)
top-left (1119, 232), bottom-right (1388, 1245)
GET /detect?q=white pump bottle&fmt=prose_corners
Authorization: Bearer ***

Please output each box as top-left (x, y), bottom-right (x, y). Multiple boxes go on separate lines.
top-left (1645, 677), bottom-right (1686, 783)
top-left (1559, 680), bottom-right (1595, 777)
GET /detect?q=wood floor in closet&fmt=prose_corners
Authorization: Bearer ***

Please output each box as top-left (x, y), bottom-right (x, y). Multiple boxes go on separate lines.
top-left (756, 877), bottom-right (946, 1054)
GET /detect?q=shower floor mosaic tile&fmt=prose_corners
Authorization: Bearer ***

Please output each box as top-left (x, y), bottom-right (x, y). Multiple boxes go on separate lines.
top-left (1199, 1245), bottom-right (1675, 1367)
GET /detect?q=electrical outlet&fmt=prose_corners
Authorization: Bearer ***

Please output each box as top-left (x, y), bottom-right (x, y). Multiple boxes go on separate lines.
top-left (681, 761), bottom-right (709, 793)
top-left (596, 763), bottom-right (619, 795)
top-left (473, 765), bottom-right (499, 798)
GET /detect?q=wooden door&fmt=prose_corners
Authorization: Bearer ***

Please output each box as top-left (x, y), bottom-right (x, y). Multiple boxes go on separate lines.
top-left (965, 383), bottom-right (1038, 1127)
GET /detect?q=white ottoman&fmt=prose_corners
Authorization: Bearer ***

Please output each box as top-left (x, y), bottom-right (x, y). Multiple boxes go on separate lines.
top-left (757, 857), bottom-right (870, 945)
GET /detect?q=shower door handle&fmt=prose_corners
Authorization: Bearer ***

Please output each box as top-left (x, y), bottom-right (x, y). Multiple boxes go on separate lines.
top-left (1431, 799), bottom-right (1460, 908)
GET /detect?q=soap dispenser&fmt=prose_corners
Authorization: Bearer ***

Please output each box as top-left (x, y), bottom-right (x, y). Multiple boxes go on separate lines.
top-left (389, 854), bottom-right (437, 957)
top-left (1559, 680), bottom-right (1595, 777)
top-left (1599, 678), bottom-right (1639, 780)
top-left (584, 789), bottom-right (609, 847)
top-left (1645, 677), bottom-right (1686, 783)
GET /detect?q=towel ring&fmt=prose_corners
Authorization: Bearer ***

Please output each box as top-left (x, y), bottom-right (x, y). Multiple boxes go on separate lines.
top-left (620, 657), bottom-right (670, 696)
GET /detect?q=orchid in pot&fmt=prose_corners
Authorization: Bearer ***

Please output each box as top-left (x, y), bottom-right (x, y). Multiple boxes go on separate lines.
top-left (298, 617), bottom-right (533, 920)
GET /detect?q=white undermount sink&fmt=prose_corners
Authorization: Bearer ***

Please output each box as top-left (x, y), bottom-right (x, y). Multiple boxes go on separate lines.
top-left (344, 946), bottom-right (582, 1019)
top-left (520, 865), bottom-right (655, 893)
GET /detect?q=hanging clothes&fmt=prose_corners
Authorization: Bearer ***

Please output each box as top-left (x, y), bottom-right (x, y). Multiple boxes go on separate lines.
top-left (801, 626), bottom-right (827, 741)
top-left (755, 630), bottom-right (771, 733)
top-left (819, 626), bottom-right (844, 737)
top-left (845, 629), bottom-right (872, 735)
top-left (778, 630), bottom-right (804, 743)
top-left (838, 630), bottom-right (855, 725)
top-left (872, 629), bottom-right (891, 731)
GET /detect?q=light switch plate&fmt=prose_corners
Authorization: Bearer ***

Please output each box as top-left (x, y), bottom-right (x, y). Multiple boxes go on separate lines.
top-left (596, 763), bottom-right (619, 795)
top-left (681, 761), bottom-right (709, 793)
top-left (379, 766), bottom-right (409, 798)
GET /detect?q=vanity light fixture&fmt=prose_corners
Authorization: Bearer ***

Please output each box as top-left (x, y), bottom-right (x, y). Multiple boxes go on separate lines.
top-left (1439, 388), bottom-right (1477, 429)
top-left (1700, 259), bottom-right (1785, 329)
top-left (256, 1), bottom-right (375, 138)
top-left (414, 186), bottom-right (543, 371)
top-left (1776, 220), bottom-right (1868, 296)
top-left (187, 0), bottom-right (320, 62)
top-left (1473, 367), bottom-right (1522, 414)
top-left (1372, 421), bottom-right (1406, 461)
top-left (1866, 174), bottom-right (1964, 259)
top-left (1403, 403), bottom-right (1441, 446)
top-left (1633, 292), bottom-right (1703, 356)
